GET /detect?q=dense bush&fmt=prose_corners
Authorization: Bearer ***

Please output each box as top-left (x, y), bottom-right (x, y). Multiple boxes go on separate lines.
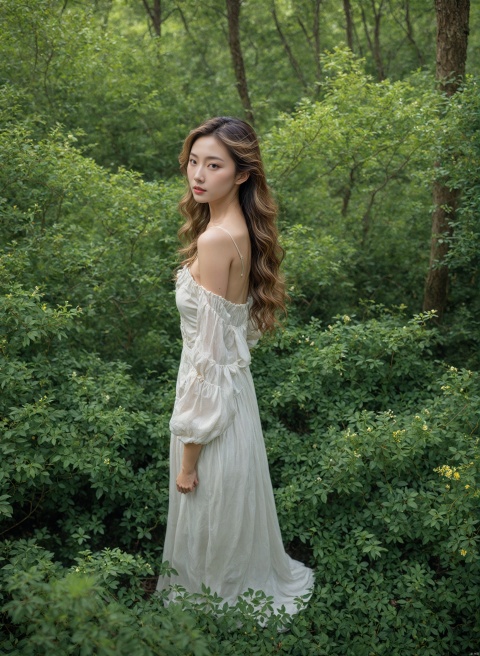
top-left (263, 54), bottom-right (442, 319)
top-left (1, 542), bottom-right (209, 655)
top-left (0, 96), bottom-right (181, 373)
top-left (435, 80), bottom-right (480, 369)
top-left (258, 317), bottom-right (480, 653)
top-left (2, 283), bottom-right (479, 652)
top-left (0, 284), bottom-right (172, 551)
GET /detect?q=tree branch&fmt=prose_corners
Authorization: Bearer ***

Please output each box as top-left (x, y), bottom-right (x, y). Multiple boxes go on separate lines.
top-left (271, 1), bottom-right (308, 89)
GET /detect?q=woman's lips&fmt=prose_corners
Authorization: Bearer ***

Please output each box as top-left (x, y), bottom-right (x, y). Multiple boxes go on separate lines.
top-left (193, 186), bottom-right (206, 194)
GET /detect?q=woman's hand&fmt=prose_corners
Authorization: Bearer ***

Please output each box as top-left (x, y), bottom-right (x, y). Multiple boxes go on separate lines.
top-left (176, 468), bottom-right (199, 494)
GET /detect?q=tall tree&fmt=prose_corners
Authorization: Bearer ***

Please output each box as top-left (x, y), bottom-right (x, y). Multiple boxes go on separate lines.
top-left (343, 0), bottom-right (354, 51)
top-left (402, 0), bottom-right (425, 66)
top-left (296, 0), bottom-right (324, 88)
top-left (142, 0), bottom-right (162, 36)
top-left (271, 0), bottom-right (308, 90)
top-left (312, 0), bottom-right (323, 85)
top-left (359, 0), bottom-right (386, 80)
top-left (423, 0), bottom-right (470, 318)
top-left (226, 0), bottom-right (254, 124)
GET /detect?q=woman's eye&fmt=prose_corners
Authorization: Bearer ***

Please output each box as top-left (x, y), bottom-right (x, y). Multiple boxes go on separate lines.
top-left (209, 163), bottom-right (219, 169)
top-left (189, 158), bottom-right (196, 165)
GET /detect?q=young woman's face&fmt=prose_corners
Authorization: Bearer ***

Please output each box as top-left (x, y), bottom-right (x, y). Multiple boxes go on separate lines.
top-left (187, 135), bottom-right (244, 205)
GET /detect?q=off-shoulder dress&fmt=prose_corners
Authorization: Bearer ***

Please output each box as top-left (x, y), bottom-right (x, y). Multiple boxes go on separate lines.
top-left (156, 265), bottom-right (314, 616)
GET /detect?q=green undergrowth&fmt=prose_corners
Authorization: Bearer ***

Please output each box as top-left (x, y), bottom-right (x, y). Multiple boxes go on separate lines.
top-left (1, 284), bottom-right (479, 654)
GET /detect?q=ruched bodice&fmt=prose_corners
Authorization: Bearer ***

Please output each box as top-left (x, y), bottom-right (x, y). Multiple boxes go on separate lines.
top-left (157, 265), bottom-right (314, 619)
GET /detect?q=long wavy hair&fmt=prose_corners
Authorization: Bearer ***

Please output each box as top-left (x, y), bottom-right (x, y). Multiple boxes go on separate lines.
top-left (178, 116), bottom-right (286, 332)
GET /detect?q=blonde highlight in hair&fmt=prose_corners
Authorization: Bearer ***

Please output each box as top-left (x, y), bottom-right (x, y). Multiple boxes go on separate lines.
top-left (178, 116), bottom-right (286, 333)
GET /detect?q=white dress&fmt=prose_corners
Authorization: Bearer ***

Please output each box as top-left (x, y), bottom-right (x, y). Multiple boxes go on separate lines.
top-left (156, 265), bottom-right (314, 617)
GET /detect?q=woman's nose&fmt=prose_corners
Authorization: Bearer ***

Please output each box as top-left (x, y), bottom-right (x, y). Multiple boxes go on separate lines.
top-left (194, 166), bottom-right (205, 182)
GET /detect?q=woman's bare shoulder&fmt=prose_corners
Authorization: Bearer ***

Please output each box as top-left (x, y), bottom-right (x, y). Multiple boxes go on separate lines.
top-left (197, 226), bottom-right (232, 248)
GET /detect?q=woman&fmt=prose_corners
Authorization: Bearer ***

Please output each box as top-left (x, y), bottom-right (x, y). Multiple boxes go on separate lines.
top-left (157, 117), bottom-right (314, 618)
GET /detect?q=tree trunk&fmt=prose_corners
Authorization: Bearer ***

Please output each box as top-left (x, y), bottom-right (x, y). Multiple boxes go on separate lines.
top-left (343, 0), bottom-right (354, 51)
top-left (295, 1), bottom-right (323, 92)
top-left (313, 0), bottom-right (323, 85)
top-left (404, 0), bottom-right (424, 66)
top-left (226, 0), bottom-right (254, 124)
top-left (341, 166), bottom-right (355, 217)
top-left (272, 1), bottom-right (308, 90)
top-left (435, 0), bottom-right (470, 97)
top-left (423, 0), bottom-right (470, 318)
top-left (371, 0), bottom-right (385, 80)
top-left (142, 0), bottom-right (162, 37)
top-left (359, 0), bottom-right (385, 80)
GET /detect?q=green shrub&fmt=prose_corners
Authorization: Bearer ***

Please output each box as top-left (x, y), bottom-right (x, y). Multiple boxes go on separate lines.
top-left (263, 55), bottom-right (441, 320)
top-left (0, 104), bottom-right (181, 373)
top-left (0, 283), bottom-right (173, 559)
top-left (2, 294), bottom-right (479, 653)
top-left (435, 80), bottom-right (480, 370)
top-left (1, 541), bottom-right (209, 655)
top-left (251, 314), bottom-right (480, 654)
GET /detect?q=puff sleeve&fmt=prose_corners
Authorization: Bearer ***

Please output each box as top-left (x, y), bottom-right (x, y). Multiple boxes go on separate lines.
top-left (169, 287), bottom-right (251, 445)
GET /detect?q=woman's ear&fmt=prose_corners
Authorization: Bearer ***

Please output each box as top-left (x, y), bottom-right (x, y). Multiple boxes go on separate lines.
top-left (235, 171), bottom-right (250, 185)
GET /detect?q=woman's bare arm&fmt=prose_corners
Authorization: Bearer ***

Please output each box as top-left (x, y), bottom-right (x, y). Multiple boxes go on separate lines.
top-left (176, 444), bottom-right (202, 493)
top-left (195, 229), bottom-right (233, 297)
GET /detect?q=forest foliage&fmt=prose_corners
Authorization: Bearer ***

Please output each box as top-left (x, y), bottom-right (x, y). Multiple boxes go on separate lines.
top-left (1, 1), bottom-right (479, 654)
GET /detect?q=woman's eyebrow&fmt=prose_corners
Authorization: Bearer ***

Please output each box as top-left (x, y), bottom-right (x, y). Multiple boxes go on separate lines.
top-left (190, 152), bottom-right (225, 162)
